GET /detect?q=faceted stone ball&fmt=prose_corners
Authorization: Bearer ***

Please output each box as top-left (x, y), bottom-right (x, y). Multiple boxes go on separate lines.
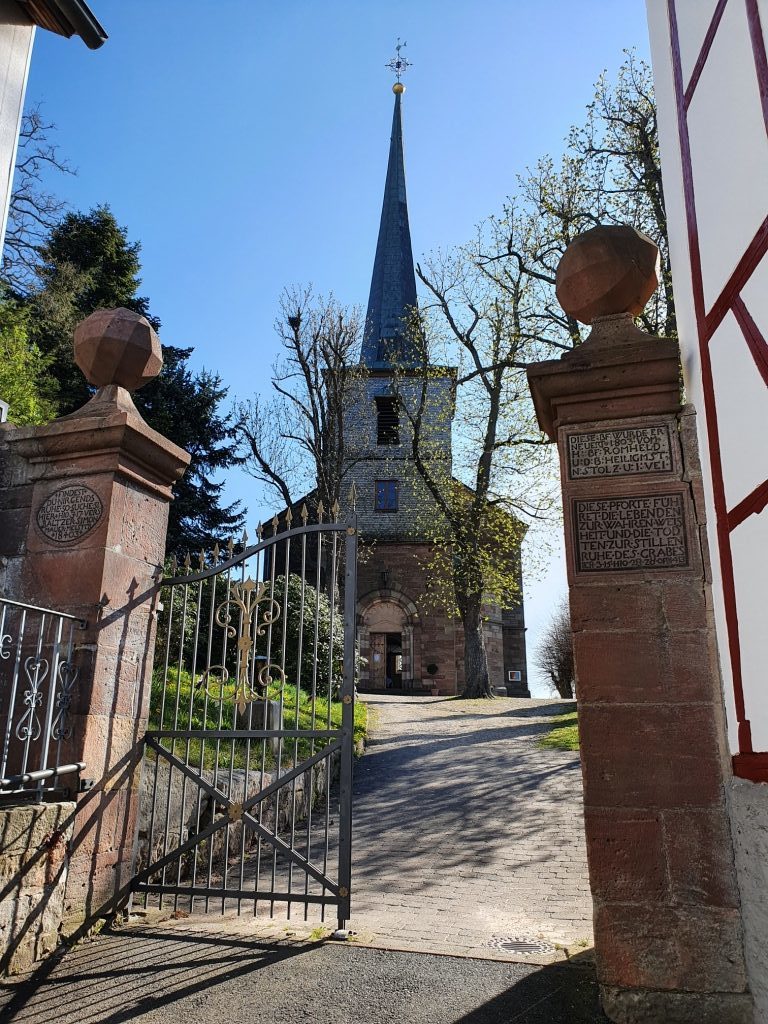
top-left (73, 307), bottom-right (163, 391)
top-left (555, 225), bottom-right (660, 325)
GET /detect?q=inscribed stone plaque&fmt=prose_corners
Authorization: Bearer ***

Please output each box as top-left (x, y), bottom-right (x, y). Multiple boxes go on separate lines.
top-left (567, 425), bottom-right (672, 479)
top-left (36, 485), bottom-right (103, 544)
top-left (573, 493), bottom-right (689, 572)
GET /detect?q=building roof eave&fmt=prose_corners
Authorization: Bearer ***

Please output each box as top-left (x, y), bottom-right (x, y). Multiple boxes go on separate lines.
top-left (17, 0), bottom-right (107, 48)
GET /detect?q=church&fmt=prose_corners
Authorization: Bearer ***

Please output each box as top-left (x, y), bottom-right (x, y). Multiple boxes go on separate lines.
top-left (344, 71), bottom-right (529, 698)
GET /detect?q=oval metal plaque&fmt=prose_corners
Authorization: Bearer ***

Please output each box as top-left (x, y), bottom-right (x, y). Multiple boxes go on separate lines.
top-left (36, 485), bottom-right (104, 544)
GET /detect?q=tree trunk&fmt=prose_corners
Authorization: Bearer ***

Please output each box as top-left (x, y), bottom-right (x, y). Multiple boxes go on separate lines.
top-left (461, 605), bottom-right (494, 699)
top-left (553, 676), bottom-right (575, 700)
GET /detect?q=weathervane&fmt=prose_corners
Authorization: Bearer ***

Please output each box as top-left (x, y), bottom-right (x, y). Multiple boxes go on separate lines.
top-left (386, 38), bottom-right (412, 86)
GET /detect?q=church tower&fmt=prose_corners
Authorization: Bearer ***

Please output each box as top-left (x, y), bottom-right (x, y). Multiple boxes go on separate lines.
top-left (346, 55), bottom-right (529, 697)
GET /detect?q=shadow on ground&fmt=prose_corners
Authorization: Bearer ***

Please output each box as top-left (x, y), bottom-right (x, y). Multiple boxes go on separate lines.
top-left (0, 925), bottom-right (607, 1024)
top-left (352, 696), bottom-right (586, 882)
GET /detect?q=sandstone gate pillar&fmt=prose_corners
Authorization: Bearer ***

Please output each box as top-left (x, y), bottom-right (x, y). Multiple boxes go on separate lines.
top-left (527, 227), bottom-right (752, 1023)
top-left (2, 309), bottom-right (189, 928)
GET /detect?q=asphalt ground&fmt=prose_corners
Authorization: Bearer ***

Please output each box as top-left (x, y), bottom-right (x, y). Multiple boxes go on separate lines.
top-left (0, 923), bottom-right (608, 1024)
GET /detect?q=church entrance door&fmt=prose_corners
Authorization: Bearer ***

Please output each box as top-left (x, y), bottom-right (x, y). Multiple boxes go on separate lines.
top-left (362, 599), bottom-right (415, 691)
top-left (368, 631), bottom-right (403, 688)
top-left (385, 632), bottom-right (403, 688)
top-left (370, 633), bottom-right (386, 688)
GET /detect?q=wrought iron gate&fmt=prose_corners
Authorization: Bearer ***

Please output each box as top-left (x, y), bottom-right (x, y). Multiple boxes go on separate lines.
top-left (131, 505), bottom-right (357, 930)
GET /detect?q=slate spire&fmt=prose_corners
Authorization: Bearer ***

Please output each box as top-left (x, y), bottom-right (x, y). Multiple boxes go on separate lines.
top-left (361, 84), bottom-right (419, 368)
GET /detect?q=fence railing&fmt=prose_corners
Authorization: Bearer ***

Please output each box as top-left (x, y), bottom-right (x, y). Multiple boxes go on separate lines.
top-left (0, 597), bottom-right (86, 801)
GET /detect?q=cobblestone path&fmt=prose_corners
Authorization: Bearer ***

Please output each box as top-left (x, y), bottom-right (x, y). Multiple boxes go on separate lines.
top-left (348, 694), bottom-right (594, 961)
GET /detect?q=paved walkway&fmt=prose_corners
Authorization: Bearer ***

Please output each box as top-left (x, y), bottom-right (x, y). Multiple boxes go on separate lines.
top-left (349, 694), bottom-right (593, 962)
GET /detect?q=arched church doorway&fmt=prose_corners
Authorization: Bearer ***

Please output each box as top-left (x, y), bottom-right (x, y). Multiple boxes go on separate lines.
top-left (358, 592), bottom-right (420, 692)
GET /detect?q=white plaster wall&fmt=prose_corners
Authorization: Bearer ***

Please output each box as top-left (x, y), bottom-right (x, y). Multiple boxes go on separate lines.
top-left (647, 4), bottom-right (768, 1015)
top-left (729, 778), bottom-right (768, 1022)
top-left (646, 0), bottom-right (768, 754)
top-left (709, 312), bottom-right (768, 511)
top-left (686, 0), bottom-right (768, 309)
top-left (730, 509), bottom-right (768, 753)
top-left (0, 1), bottom-right (34, 254)
top-left (674, 0), bottom-right (722, 82)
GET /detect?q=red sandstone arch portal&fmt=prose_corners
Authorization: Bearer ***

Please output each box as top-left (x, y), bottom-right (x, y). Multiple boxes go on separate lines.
top-left (358, 592), bottom-right (420, 691)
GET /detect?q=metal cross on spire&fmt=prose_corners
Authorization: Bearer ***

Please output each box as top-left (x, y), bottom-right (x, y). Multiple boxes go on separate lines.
top-left (385, 38), bottom-right (412, 83)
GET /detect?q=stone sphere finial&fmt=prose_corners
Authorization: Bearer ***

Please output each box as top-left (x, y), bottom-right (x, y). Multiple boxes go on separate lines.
top-left (73, 308), bottom-right (163, 391)
top-left (555, 225), bottom-right (660, 326)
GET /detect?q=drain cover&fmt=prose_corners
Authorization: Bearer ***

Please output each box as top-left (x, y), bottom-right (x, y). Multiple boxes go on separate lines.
top-left (488, 935), bottom-right (555, 957)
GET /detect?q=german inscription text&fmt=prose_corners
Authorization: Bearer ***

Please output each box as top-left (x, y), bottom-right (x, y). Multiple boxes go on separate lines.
top-left (574, 494), bottom-right (688, 572)
top-left (36, 485), bottom-right (104, 544)
top-left (568, 425), bottom-right (672, 478)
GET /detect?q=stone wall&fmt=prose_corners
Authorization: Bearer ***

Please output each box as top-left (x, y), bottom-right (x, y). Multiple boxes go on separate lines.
top-left (528, 305), bottom-right (752, 1022)
top-left (343, 364), bottom-right (527, 696)
top-left (357, 540), bottom-right (525, 694)
top-left (0, 802), bottom-right (75, 975)
top-left (502, 601), bottom-right (528, 695)
top-left (348, 456), bottom-right (451, 542)
top-left (729, 779), bottom-right (768, 1022)
top-left (0, 310), bottom-right (189, 949)
top-left (358, 541), bottom-right (461, 692)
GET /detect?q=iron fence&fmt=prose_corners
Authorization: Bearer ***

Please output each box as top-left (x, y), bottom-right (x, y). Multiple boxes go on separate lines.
top-left (0, 597), bottom-right (85, 801)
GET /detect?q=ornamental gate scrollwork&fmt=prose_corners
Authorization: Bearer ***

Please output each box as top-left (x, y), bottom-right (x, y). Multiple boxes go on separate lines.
top-left (0, 598), bottom-right (84, 799)
top-left (197, 579), bottom-right (285, 713)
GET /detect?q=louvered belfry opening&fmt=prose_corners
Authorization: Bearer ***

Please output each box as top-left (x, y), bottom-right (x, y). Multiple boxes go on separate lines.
top-left (376, 396), bottom-right (399, 445)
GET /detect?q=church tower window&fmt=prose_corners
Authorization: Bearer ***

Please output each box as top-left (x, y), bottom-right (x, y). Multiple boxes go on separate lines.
top-left (374, 479), bottom-right (399, 511)
top-left (376, 396), bottom-right (399, 445)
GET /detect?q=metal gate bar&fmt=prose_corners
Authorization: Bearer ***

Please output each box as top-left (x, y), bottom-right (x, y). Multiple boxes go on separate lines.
top-left (132, 506), bottom-right (357, 930)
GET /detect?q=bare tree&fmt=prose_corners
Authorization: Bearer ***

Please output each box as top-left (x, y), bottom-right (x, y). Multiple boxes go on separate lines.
top-left (2, 106), bottom-right (74, 293)
top-left (573, 50), bottom-right (673, 337)
top-left (478, 52), bottom-right (673, 346)
top-left (237, 287), bottom-right (365, 513)
top-left (399, 53), bottom-right (672, 699)
top-left (535, 600), bottom-right (575, 700)
top-left (396, 246), bottom-right (557, 699)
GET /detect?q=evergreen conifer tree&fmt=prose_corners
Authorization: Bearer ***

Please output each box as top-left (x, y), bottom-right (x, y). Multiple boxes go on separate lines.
top-left (21, 205), bottom-right (243, 553)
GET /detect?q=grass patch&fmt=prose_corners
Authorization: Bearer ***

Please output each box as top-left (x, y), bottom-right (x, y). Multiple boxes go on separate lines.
top-left (538, 710), bottom-right (579, 751)
top-left (149, 668), bottom-right (368, 770)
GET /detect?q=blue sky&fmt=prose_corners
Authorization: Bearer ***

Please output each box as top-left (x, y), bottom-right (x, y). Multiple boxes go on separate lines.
top-left (23, 1), bottom-right (653, 693)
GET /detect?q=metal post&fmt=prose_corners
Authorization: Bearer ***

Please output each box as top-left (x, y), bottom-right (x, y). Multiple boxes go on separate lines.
top-left (336, 516), bottom-right (358, 931)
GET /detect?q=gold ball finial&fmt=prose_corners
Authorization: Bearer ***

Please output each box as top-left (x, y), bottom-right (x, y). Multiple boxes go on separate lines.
top-left (393, 82), bottom-right (405, 94)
